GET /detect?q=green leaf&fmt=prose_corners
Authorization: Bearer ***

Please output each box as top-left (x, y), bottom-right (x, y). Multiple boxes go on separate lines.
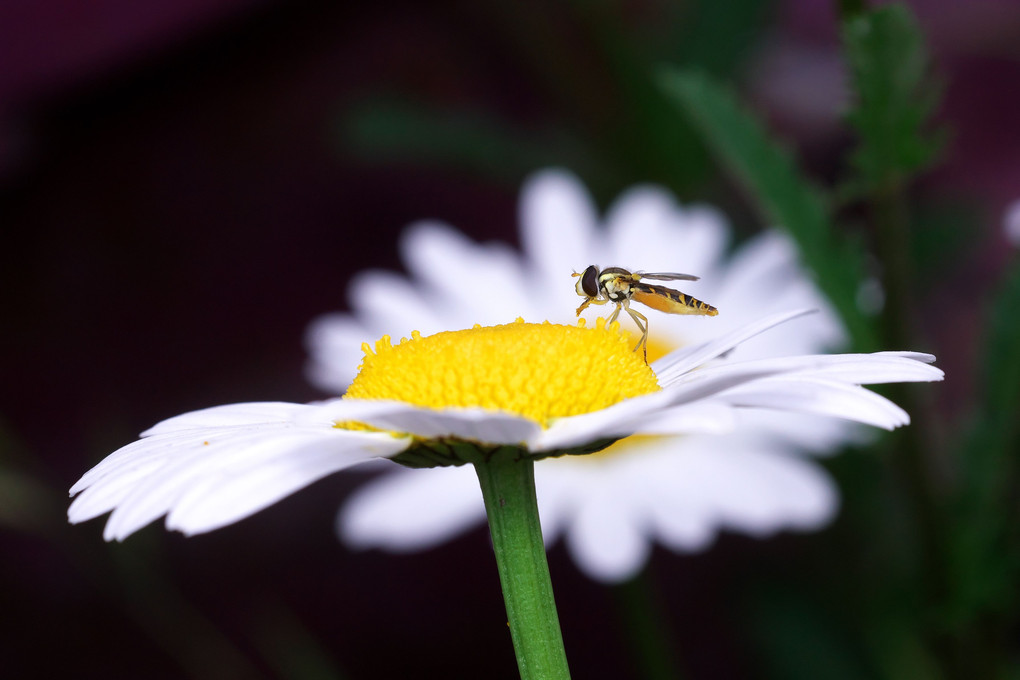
top-left (658, 68), bottom-right (877, 351)
top-left (842, 5), bottom-right (946, 192)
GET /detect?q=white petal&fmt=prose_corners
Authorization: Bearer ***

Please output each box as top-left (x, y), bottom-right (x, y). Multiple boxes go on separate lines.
top-left (736, 409), bottom-right (868, 455)
top-left (141, 402), bottom-right (311, 437)
top-left (604, 187), bottom-right (731, 277)
top-left (401, 221), bottom-right (481, 294)
top-left (68, 402), bottom-right (410, 540)
top-left (69, 446), bottom-right (177, 521)
top-left (645, 443), bottom-right (837, 545)
top-left (303, 313), bottom-right (371, 391)
top-left (564, 482), bottom-right (651, 583)
top-left (718, 230), bottom-right (800, 295)
top-left (532, 391), bottom-right (677, 451)
top-left (635, 401), bottom-right (738, 434)
top-left (165, 431), bottom-right (408, 536)
top-left (604, 186), bottom-right (678, 265)
top-left (340, 466), bottom-right (483, 551)
top-left (531, 435), bottom-right (839, 581)
top-left (367, 409), bottom-right (541, 444)
top-left (519, 169), bottom-right (598, 281)
top-left (683, 352), bottom-right (944, 387)
top-left (348, 269), bottom-right (444, 338)
top-left (101, 429), bottom-right (403, 541)
top-left (401, 221), bottom-right (532, 323)
top-left (653, 309), bottom-right (817, 383)
top-left (311, 398), bottom-right (542, 444)
top-left (670, 204), bottom-right (731, 274)
top-left (535, 372), bottom-right (780, 451)
top-left (722, 376), bottom-right (913, 430)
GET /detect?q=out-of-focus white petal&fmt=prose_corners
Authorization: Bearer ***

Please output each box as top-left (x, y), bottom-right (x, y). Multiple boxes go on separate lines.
top-left (604, 186), bottom-right (679, 265)
top-left (605, 188), bottom-right (731, 277)
top-left (672, 205), bottom-right (732, 275)
top-left (736, 409), bottom-right (867, 455)
top-left (348, 269), bottom-right (445, 337)
top-left (401, 221), bottom-right (531, 323)
top-left (645, 445), bottom-right (836, 548)
top-left (564, 483), bottom-right (651, 583)
top-left (628, 401), bottom-right (738, 435)
top-left (717, 230), bottom-right (800, 297)
top-left (401, 221), bottom-right (486, 295)
top-left (520, 169), bottom-right (598, 282)
top-left (340, 466), bottom-right (483, 551)
top-left (304, 314), bottom-right (369, 390)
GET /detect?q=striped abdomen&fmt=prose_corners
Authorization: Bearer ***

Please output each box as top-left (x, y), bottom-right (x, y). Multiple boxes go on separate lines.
top-left (630, 283), bottom-right (718, 316)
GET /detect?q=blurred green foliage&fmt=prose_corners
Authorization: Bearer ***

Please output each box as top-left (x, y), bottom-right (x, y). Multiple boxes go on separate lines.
top-left (842, 5), bottom-right (945, 197)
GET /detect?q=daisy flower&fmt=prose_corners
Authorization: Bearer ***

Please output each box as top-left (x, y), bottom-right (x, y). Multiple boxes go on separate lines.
top-left (306, 169), bottom-right (869, 582)
top-left (69, 312), bottom-right (940, 543)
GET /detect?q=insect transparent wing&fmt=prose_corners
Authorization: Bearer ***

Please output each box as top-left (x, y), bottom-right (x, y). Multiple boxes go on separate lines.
top-left (635, 272), bottom-right (700, 282)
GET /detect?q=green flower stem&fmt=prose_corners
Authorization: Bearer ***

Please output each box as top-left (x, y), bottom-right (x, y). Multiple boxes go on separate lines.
top-left (473, 452), bottom-right (571, 680)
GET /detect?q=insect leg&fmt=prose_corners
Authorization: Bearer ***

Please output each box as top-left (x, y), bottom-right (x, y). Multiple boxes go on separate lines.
top-left (606, 302), bottom-right (622, 326)
top-left (623, 302), bottom-right (649, 363)
top-left (576, 297), bottom-right (608, 316)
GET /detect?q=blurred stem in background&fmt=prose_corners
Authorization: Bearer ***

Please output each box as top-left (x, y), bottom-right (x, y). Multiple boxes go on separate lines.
top-left (610, 571), bottom-right (685, 680)
top-left (838, 5), bottom-right (956, 675)
top-left (946, 259), bottom-right (1020, 677)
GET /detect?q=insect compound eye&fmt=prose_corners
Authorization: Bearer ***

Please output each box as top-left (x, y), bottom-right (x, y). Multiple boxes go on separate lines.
top-left (580, 265), bottom-right (600, 298)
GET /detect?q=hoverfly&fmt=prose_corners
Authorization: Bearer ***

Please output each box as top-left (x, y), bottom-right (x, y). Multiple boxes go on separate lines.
top-left (572, 265), bottom-right (718, 362)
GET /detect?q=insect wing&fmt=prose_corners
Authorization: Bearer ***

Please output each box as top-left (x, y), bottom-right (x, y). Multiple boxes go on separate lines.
top-left (636, 271), bottom-right (700, 282)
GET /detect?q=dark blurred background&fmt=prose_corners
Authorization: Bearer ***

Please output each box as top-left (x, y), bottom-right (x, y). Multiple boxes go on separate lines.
top-left (2, 1), bottom-right (1019, 678)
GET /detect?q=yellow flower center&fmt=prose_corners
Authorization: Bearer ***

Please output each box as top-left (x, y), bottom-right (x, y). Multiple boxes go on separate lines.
top-left (345, 318), bottom-right (660, 427)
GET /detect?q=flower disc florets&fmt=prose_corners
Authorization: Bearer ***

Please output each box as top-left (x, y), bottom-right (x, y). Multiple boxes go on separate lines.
top-left (347, 318), bottom-right (660, 427)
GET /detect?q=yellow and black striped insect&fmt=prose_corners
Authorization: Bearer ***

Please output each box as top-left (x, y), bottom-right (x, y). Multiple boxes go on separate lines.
top-left (572, 265), bottom-right (718, 362)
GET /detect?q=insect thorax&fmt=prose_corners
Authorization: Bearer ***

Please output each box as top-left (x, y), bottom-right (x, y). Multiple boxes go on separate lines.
top-left (599, 268), bottom-right (633, 301)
